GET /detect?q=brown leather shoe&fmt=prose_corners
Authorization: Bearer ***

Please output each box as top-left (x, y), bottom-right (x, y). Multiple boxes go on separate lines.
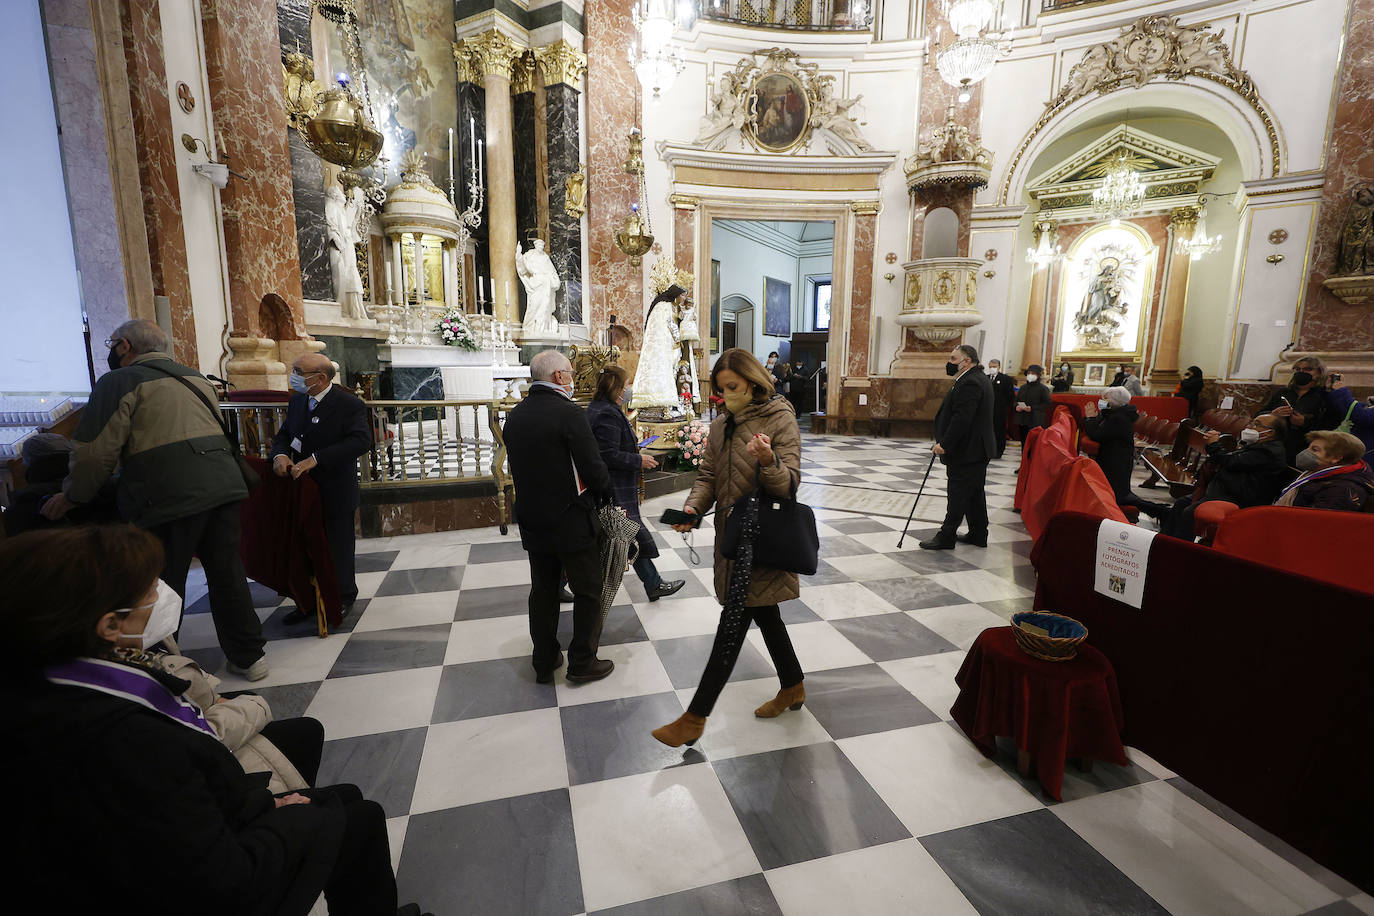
top-left (651, 713), bottom-right (706, 747)
top-left (754, 683), bottom-right (806, 718)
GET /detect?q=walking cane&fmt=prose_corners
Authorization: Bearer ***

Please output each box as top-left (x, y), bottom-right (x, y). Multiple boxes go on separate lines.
top-left (897, 452), bottom-right (939, 549)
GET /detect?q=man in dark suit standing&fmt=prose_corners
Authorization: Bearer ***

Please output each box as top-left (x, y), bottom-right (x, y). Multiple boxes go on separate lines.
top-left (986, 359), bottom-right (1016, 459)
top-left (271, 353), bottom-right (373, 624)
top-left (922, 344), bottom-right (997, 551)
top-left (503, 350), bottom-right (616, 684)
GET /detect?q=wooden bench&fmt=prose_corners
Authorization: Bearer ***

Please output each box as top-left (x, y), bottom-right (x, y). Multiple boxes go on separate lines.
top-left (1139, 419), bottom-right (1237, 498)
top-left (810, 412), bottom-right (827, 434)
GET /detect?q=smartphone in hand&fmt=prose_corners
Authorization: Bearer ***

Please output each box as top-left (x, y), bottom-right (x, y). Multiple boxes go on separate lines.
top-left (659, 508), bottom-right (702, 528)
top-left (639, 435), bottom-right (661, 448)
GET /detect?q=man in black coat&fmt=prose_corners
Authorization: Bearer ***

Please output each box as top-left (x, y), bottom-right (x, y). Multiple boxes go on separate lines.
top-left (1161, 414), bottom-right (1291, 539)
top-left (503, 350), bottom-right (616, 684)
top-left (923, 344), bottom-right (997, 550)
top-left (271, 354), bottom-right (373, 623)
top-left (986, 359), bottom-right (1016, 458)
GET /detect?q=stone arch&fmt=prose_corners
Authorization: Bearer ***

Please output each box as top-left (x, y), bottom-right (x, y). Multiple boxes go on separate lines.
top-left (258, 293), bottom-right (297, 340)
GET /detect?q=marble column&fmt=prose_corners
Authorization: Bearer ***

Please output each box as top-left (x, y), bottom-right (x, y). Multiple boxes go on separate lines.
top-left (512, 52), bottom-right (539, 269)
top-left (1020, 221), bottom-right (1056, 371)
top-left (1148, 207), bottom-right (1196, 391)
top-left (456, 71), bottom-right (488, 299)
top-left (536, 41), bottom-right (588, 327)
top-left (276, 1), bottom-right (329, 303)
top-left (849, 203), bottom-right (880, 378)
top-left (201, 0), bottom-right (306, 337)
top-left (1295, 0), bottom-right (1374, 382)
top-left (585, 0), bottom-right (642, 342)
top-left (460, 31), bottom-right (526, 324)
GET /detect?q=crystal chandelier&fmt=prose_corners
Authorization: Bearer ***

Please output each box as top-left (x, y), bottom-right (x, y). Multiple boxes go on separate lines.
top-left (1175, 206), bottom-right (1222, 260)
top-left (935, 0), bottom-right (1004, 103)
top-left (630, 0), bottom-right (685, 97)
top-left (1092, 153), bottom-right (1147, 225)
top-left (1024, 219), bottom-right (1064, 268)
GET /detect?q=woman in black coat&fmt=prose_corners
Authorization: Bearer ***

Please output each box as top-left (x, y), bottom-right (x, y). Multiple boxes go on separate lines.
top-left (1175, 365), bottom-right (1205, 416)
top-left (1082, 387), bottom-right (1142, 503)
top-left (585, 366), bottom-right (685, 601)
top-left (1051, 361), bottom-right (1075, 393)
top-left (1014, 364), bottom-right (1053, 439)
top-left (0, 525), bottom-right (424, 916)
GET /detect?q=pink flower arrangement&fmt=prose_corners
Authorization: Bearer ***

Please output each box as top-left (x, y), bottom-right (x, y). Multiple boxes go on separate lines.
top-left (676, 419), bottom-right (708, 468)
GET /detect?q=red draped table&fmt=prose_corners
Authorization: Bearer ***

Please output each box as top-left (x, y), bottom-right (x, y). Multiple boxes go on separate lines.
top-left (951, 626), bottom-right (1128, 800)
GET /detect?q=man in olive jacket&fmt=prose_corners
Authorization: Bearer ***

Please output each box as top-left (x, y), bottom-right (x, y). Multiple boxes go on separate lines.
top-left (503, 350), bottom-right (615, 685)
top-left (42, 319), bottom-right (266, 678)
top-left (923, 344), bottom-right (997, 550)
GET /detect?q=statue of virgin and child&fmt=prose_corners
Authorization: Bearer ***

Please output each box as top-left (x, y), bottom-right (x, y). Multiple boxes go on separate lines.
top-left (630, 284), bottom-right (701, 419)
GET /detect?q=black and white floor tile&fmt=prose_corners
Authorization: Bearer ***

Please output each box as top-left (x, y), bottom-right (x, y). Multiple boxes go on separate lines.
top-left (178, 435), bottom-right (1371, 915)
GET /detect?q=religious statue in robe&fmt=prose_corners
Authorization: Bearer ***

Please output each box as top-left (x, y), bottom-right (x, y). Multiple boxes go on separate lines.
top-left (675, 297), bottom-right (701, 409)
top-left (516, 239), bottom-right (561, 338)
top-left (324, 185), bottom-right (369, 320)
top-left (631, 284), bottom-right (685, 416)
top-left (1336, 186), bottom-right (1374, 276)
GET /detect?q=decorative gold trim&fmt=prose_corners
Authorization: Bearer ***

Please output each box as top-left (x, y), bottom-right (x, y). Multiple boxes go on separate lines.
top-left (1000, 14), bottom-right (1281, 206)
top-left (851, 200), bottom-right (881, 215)
top-left (453, 45), bottom-right (479, 84)
top-left (669, 193), bottom-right (701, 210)
top-left (511, 52), bottom-right (537, 95)
top-left (1168, 206), bottom-right (1199, 231)
top-left (1243, 184), bottom-right (1325, 199)
top-left (456, 30), bottom-right (526, 82)
top-left (533, 40), bottom-right (587, 88)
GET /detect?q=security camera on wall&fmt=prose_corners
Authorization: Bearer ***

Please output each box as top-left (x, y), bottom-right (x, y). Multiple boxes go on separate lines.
top-left (192, 161), bottom-right (229, 190)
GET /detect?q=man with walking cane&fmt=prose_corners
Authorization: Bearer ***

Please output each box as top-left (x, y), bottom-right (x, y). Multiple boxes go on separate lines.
top-left (920, 344), bottom-right (996, 550)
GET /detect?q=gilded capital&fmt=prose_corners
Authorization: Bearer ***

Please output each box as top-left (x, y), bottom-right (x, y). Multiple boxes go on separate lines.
top-left (511, 52), bottom-right (537, 95)
top-left (852, 200), bottom-right (881, 216)
top-left (669, 193), bottom-right (700, 210)
top-left (1170, 205), bottom-right (1199, 232)
top-left (453, 43), bottom-right (479, 84)
top-left (457, 30), bottom-right (526, 82)
top-left (534, 40), bottom-right (587, 88)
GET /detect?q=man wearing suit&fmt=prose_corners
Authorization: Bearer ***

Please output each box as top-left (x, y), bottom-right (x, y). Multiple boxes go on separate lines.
top-left (986, 359), bottom-right (1016, 459)
top-left (922, 344), bottom-right (997, 551)
top-left (503, 350), bottom-right (616, 684)
top-left (271, 353), bottom-right (372, 624)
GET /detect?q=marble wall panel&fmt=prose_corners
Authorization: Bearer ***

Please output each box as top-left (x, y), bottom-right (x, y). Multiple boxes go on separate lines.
top-left (388, 366), bottom-right (445, 400)
top-left (276, 0), bottom-right (311, 57)
top-left (311, 333), bottom-right (381, 387)
top-left (585, 0), bottom-right (642, 343)
top-left (513, 90), bottom-right (539, 321)
top-left (849, 212), bottom-right (877, 377)
top-left (42, 0), bottom-right (136, 372)
top-left (1298, 0), bottom-right (1374, 353)
top-left (546, 82), bottom-right (583, 324)
top-left (202, 0), bottom-right (305, 336)
top-left (290, 130), bottom-right (333, 301)
top-left (120, 0), bottom-right (196, 365)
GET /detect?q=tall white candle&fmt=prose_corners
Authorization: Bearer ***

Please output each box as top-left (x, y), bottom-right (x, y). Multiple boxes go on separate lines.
top-left (478, 276), bottom-right (485, 302)
top-left (478, 140), bottom-right (485, 189)
top-left (469, 116), bottom-right (475, 165)
top-left (447, 127), bottom-right (455, 183)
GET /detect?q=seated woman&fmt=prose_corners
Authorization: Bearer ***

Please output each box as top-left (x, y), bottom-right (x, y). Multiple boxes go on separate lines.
top-left (1161, 414), bottom-right (1290, 539)
top-left (0, 525), bottom-right (426, 916)
top-left (1327, 376), bottom-right (1374, 459)
top-left (1275, 430), bottom-right (1374, 511)
top-left (585, 365), bottom-right (685, 601)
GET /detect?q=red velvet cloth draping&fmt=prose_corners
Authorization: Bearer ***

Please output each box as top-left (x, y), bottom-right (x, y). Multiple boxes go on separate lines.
top-left (1014, 408), bottom-right (1127, 541)
top-left (1031, 511), bottom-right (1374, 893)
top-left (1212, 505), bottom-right (1374, 596)
top-left (951, 626), bottom-right (1128, 800)
top-left (1051, 393), bottom-right (1189, 425)
top-left (237, 456), bottom-right (342, 628)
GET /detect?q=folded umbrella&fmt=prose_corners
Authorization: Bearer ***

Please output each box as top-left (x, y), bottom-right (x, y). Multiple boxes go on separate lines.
top-left (596, 504), bottom-right (641, 640)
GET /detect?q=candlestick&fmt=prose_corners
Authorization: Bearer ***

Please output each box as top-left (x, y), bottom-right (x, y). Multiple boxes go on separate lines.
top-left (448, 128), bottom-right (455, 182)
top-left (478, 140), bottom-right (485, 190)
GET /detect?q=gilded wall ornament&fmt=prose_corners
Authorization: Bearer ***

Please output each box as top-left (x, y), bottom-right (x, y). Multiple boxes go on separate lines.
top-left (281, 48), bottom-right (323, 129)
top-left (934, 271), bottom-right (956, 305)
top-left (176, 81), bottom-right (196, 114)
top-left (1268, 228), bottom-right (1289, 245)
top-left (905, 274), bottom-right (921, 306)
top-left (905, 104), bottom-right (993, 193)
top-left (564, 169), bottom-right (588, 219)
top-left (1000, 15), bottom-right (1279, 204)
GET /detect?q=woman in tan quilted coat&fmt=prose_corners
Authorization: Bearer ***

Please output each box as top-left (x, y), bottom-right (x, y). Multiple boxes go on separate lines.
top-left (652, 348), bottom-right (805, 748)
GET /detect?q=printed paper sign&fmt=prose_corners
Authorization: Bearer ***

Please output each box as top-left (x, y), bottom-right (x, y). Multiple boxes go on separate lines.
top-left (1094, 519), bottom-right (1157, 608)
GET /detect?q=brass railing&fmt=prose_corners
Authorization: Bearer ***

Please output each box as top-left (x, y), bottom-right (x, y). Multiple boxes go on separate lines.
top-left (219, 399), bottom-right (511, 528)
top-left (700, 0), bottom-right (873, 30)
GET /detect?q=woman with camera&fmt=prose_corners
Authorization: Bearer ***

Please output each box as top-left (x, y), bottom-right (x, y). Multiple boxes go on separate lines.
top-left (652, 349), bottom-right (805, 748)
top-left (0, 525), bottom-right (425, 916)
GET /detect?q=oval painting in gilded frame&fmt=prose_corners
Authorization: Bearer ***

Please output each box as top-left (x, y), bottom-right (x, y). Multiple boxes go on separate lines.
top-left (747, 71), bottom-right (810, 153)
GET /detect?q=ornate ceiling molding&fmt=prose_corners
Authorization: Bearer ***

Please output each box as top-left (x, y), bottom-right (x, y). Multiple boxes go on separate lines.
top-left (998, 15), bottom-right (1280, 206)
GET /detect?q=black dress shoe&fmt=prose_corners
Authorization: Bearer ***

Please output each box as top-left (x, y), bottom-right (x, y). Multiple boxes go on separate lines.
top-left (282, 600), bottom-right (354, 627)
top-left (565, 658), bottom-right (615, 683)
top-left (535, 650), bottom-right (565, 684)
top-left (918, 537), bottom-right (956, 550)
top-left (956, 533), bottom-right (988, 547)
top-left (558, 587), bottom-right (576, 603)
top-left (647, 580), bottom-right (686, 602)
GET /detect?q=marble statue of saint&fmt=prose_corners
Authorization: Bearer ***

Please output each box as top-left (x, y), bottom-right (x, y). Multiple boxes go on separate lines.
top-left (1077, 262), bottom-right (1121, 324)
top-left (325, 185), bottom-right (369, 320)
top-left (1337, 186), bottom-right (1374, 276)
top-left (676, 299), bottom-right (701, 409)
top-left (631, 284), bottom-right (685, 415)
top-left (811, 82), bottom-right (872, 153)
top-left (516, 239), bottom-right (561, 338)
top-left (696, 74), bottom-right (747, 150)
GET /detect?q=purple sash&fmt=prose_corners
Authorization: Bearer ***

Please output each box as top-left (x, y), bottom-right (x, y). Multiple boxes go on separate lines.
top-left (45, 657), bottom-right (217, 738)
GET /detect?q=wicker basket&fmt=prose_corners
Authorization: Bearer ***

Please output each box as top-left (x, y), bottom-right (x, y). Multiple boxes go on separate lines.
top-left (1011, 612), bottom-right (1088, 662)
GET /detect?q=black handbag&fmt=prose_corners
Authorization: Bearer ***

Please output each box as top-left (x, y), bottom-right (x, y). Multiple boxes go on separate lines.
top-left (720, 464), bottom-right (819, 576)
top-left (144, 363), bottom-right (261, 491)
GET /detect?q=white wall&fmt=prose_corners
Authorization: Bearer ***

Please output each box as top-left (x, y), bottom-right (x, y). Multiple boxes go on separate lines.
top-left (711, 221), bottom-right (834, 361)
top-left (0, 1), bottom-right (91, 394)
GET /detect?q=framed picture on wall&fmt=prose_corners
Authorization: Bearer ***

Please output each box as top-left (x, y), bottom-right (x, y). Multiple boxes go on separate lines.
top-left (1084, 363), bottom-right (1107, 386)
top-left (710, 259), bottom-right (721, 350)
top-left (764, 276), bottom-right (792, 338)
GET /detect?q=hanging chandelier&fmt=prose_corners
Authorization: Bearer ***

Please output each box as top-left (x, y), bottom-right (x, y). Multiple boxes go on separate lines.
top-left (1024, 218), bottom-right (1064, 268)
top-left (629, 0), bottom-right (684, 97)
top-left (935, 0), bottom-right (1005, 103)
top-left (1092, 153), bottom-right (1146, 225)
top-left (1175, 206), bottom-right (1222, 260)
top-left (302, 0), bottom-right (383, 174)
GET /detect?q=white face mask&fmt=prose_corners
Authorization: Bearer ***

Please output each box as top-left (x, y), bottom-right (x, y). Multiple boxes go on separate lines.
top-left (118, 580), bottom-right (182, 650)
top-left (987, 367), bottom-right (999, 376)
top-left (1240, 428), bottom-right (1261, 444)
top-left (1098, 398), bottom-right (1109, 410)
top-left (1026, 374), bottom-right (1038, 383)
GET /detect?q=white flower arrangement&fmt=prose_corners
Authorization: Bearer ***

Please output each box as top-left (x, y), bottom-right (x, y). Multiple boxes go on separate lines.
top-left (436, 310), bottom-right (480, 351)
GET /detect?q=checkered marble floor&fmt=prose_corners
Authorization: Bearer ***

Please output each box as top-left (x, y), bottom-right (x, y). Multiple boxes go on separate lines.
top-left (178, 435), bottom-right (1371, 916)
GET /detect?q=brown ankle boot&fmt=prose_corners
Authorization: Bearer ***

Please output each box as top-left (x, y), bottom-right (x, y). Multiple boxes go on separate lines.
top-left (754, 683), bottom-right (806, 718)
top-left (651, 713), bottom-right (706, 747)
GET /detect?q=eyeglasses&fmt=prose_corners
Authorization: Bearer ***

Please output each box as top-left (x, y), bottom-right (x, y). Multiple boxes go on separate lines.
top-left (103, 337), bottom-right (125, 349)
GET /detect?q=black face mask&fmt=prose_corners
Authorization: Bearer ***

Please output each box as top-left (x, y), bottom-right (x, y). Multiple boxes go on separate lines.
top-left (945, 361), bottom-right (960, 377)
top-left (107, 345), bottom-right (124, 371)
top-left (1292, 371), bottom-right (1314, 387)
